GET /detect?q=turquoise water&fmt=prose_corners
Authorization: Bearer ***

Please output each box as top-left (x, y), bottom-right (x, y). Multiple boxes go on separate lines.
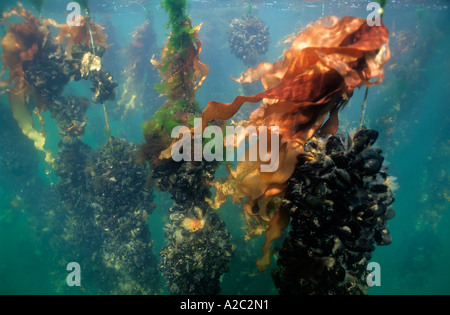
top-left (0, 0), bottom-right (449, 295)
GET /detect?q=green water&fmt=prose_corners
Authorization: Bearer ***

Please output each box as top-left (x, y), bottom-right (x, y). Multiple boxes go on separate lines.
top-left (1, 0), bottom-right (449, 295)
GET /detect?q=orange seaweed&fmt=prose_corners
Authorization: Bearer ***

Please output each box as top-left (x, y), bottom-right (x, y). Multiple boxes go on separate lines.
top-left (256, 206), bottom-right (290, 272)
top-left (0, 5), bottom-right (44, 93)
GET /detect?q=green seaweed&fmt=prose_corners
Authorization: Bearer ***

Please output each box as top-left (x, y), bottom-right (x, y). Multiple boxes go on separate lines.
top-left (142, 104), bottom-right (182, 136)
top-left (161, 0), bottom-right (197, 54)
top-left (140, 0), bottom-right (205, 162)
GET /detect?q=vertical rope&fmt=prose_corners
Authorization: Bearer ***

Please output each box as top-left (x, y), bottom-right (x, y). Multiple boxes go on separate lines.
top-left (85, 9), bottom-right (112, 138)
top-left (85, 9), bottom-right (96, 54)
top-left (103, 102), bottom-right (112, 138)
top-left (359, 86), bottom-right (369, 128)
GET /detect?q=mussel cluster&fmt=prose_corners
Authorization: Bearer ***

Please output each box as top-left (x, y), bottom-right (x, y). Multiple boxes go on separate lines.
top-left (160, 204), bottom-right (234, 295)
top-left (153, 160), bottom-right (216, 204)
top-left (227, 14), bottom-right (270, 67)
top-left (54, 139), bottom-right (99, 285)
top-left (53, 137), bottom-right (161, 294)
top-left (49, 96), bottom-right (90, 144)
top-left (272, 128), bottom-right (395, 295)
top-left (86, 137), bottom-right (160, 294)
top-left (2, 10), bottom-right (155, 294)
top-left (154, 160), bottom-right (234, 294)
top-left (23, 38), bottom-right (70, 101)
top-left (23, 38), bottom-right (117, 106)
top-left (64, 42), bottom-right (118, 104)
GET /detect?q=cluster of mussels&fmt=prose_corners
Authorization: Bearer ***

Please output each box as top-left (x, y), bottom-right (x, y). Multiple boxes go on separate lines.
top-left (64, 42), bottom-right (118, 104)
top-left (227, 14), bottom-right (270, 67)
top-left (49, 96), bottom-right (90, 144)
top-left (86, 137), bottom-right (160, 294)
top-left (272, 128), bottom-right (395, 295)
top-left (23, 38), bottom-right (117, 106)
top-left (153, 160), bottom-right (216, 204)
top-left (53, 136), bottom-right (161, 294)
top-left (53, 138), bottom-right (100, 291)
top-left (21, 28), bottom-right (158, 293)
top-left (154, 160), bottom-right (235, 294)
top-left (23, 36), bottom-right (70, 101)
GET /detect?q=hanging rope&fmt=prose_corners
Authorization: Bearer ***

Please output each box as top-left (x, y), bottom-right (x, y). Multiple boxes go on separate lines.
top-left (85, 8), bottom-right (112, 138)
top-left (103, 102), bottom-right (112, 138)
top-left (359, 86), bottom-right (369, 128)
top-left (84, 9), bottom-right (96, 54)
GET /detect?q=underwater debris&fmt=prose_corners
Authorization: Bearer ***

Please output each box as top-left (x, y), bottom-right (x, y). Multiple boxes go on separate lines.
top-left (272, 128), bottom-right (395, 295)
top-left (227, 14), bottom-right (270, 67)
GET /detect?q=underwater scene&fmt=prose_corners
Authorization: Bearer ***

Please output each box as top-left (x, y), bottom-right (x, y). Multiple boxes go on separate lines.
top-left (0, 0), bottom-right (449, 297)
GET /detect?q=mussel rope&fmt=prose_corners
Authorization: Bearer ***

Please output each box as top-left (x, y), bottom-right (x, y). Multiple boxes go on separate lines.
top-left (85, 9), bottom-right (112, 138)
top-left (359, 86), bottom-right (369, 128)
